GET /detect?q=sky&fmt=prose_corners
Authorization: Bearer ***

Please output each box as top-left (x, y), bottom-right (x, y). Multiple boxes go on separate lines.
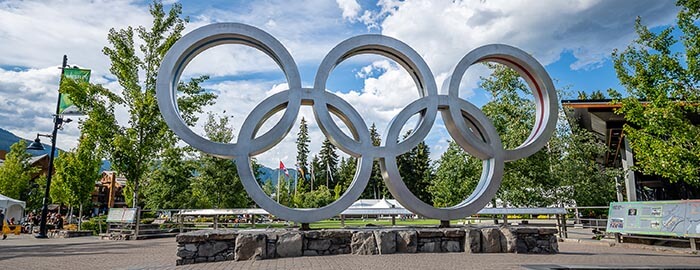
top-left (0, 0), bottom-right (681, 168)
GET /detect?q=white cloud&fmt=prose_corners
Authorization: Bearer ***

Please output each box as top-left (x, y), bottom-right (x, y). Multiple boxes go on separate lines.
top-left (377, 0), bottom-right (678, 73)
top-left (336, 0), bottom-right (361, 21)
top-left (0, 67), bottom-right (83, 150)
top-left (0, 0), bottom-right (151, 73)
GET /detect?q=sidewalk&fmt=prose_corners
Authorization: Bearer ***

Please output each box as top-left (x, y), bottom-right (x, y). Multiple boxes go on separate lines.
top-left (1, 232), bottom-right (698, 270)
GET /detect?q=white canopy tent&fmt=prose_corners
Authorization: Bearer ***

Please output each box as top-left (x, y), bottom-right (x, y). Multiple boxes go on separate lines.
top-left (0, 194), bottom-right (25, 221)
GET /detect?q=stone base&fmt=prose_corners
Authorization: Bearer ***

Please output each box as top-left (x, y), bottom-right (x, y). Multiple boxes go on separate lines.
top-left (49, 230), bottom-right (94, 238)
top-left (175, 226), bottom-right (559, 265)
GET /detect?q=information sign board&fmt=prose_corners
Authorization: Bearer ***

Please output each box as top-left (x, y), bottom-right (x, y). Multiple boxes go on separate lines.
top-left (607, 200), bottom-right (700, 238)
top-left (106, 208), bottom-right (138, 223)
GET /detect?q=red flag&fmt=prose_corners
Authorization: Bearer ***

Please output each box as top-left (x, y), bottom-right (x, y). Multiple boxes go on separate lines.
top-left (279, 161), bottom-right (289, 177)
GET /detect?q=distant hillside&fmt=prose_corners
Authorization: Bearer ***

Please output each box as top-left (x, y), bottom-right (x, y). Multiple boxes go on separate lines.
top-left (0, 127), bottom-right (56, 157)
top-left (257, 166), bottom-right (300, 186)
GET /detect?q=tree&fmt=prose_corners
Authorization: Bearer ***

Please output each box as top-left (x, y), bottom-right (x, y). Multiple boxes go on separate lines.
top-left (336, 156), bottom-right (357, 195)
top-left (552, 114), bottom-right (621, 206)
top-left (396, 130), bottom-right (433, 204)
top-left (429, 141), bottom-right (481, 207)
top-left (51, 136), bottom-right (102, 215)
top-left (0, 141), bottom-right (38, 200)
top-left (142, 146), bottom-right (194, 209)
top-left (318, 138), bottom-right (339, 188)
top-left (296, 117), bottom-right (311, 188)
top-left (362, 123), bottom-right (388, 199)
top-left (612, 1), bottom-right (700, 186)
top-left (310, 155), bottom-right (322, 191)
top-left (64, 2), bottom-right (216, 208)
top-left (191, 113), bottom-right (250, 208)
top-left (479, 63), bottom-right (554, 207)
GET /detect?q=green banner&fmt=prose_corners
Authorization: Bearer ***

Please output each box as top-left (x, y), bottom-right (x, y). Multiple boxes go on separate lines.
top-left (59, 68), bottom-right (91, 115)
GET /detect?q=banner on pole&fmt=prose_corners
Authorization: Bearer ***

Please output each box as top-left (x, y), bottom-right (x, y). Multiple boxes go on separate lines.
top-left (59, 68), bottom-right (91, 115)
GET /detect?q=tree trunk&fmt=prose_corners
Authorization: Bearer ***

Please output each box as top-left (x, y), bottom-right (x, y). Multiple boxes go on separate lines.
top-left (78, 203), bottom-right (83, 230)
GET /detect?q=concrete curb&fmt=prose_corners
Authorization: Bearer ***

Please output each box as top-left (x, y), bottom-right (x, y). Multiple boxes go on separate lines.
top-left (561, 238), bottom-right (698, 255)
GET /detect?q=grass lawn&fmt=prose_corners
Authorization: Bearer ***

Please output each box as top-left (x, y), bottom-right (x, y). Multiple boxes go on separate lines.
top-left (211, 218), bottom-right (467, 229)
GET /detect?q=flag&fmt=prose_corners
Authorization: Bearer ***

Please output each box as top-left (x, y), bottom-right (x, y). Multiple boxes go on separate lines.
top-left (279, 161), bottom-right (289, 177)
top-left (297, 165), bottom-right (304, 179)
top-left (59, 68), bottom-right (91, 115)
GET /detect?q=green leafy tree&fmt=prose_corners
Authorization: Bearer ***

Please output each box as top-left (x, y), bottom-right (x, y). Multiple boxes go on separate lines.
top-left (51, 136), bottom-right (102, 212)
top-left (295, 185), bottom-right (333, 208)
top-left (318, 138), bottom-right (339, 188)
top-left (429, 141), bottom-right (481, 207)
top-left (192, 113), bottom-right (250, 208)
top-left (0, 141), bottom-right (38, 200)
top-left (612, 1), bottom-right (700, 186)
top-left (552, 114), bottom-right (621, 206)
top-left (64, 2), bottom-right (216, 208)
top-left (142, 146), bottom-right (195, 209)
top-left (479, 63), bottom-right (554, 207)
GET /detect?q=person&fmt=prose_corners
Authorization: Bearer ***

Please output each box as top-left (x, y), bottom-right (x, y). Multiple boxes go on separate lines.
top-left (56, 213), bottom-right (64, 230)
top-left (1, 209), bottom-right (6, 240)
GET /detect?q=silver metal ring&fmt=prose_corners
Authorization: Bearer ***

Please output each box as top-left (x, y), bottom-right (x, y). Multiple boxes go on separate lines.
top-left (156, 23), bottom-right (558, 223)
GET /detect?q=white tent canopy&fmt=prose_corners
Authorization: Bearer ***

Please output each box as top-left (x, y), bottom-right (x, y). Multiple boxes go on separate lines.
top-left (0, 194), bottom-right (25, 221)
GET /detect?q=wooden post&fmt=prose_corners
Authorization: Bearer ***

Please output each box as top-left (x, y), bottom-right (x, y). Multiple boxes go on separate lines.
top-left (555, 214), bottom-right (562, 238)
top-left (214, 215), bottom-right (218, 229)
top-left (615, 233), bottom-right (622, 243)
top-left (439, 220), bottom-right (450, 228)
top-left (562, 214), bottom-right (568, 238)
top-left (251, 214), bottom-right (255, 228)
top-left (340, 215), bottom-right (345, 228)
top-left (391, 215), bottom-right (396, 226)
top-left (301, 223), bottom-right (310, 231)
top-left (690, 238), bottom-right (697, 251)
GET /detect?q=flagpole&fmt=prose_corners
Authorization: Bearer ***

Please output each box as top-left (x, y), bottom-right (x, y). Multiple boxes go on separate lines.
top-left (326, 162), bottom-right (330, 188)
top-left (310, 164), bottom-right (314, 191)
top-left (276, 164), bottom-right (280, 203)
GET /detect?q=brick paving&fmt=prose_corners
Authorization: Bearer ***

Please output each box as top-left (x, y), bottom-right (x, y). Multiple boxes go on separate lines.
top-left (1, 233), bottom-right (698, 270)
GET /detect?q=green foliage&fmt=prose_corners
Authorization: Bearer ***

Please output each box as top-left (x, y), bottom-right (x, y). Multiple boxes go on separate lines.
top-left (63, 2), bottom-right (216, 208)
top-left (612, 2), bottom-right (700, 186)
top-left (318, 138), bottom-right (339, 188)
top-left (0, 141), bottom-right (38, 200)
top-left (429, 141), bottom-right (481, 207)
top-left (190, 113), bottom-right (250, 208)
top-left (431, 63), bottom-right (619, 207)
top-left (143, 146), bottom-right (195, 209)
top-left (336, 157), bottom-right (357, 195)
top-left (296, 117), bottom-right (311, 184)
top-left (552, 117), bottom-right (621, 206)
top-left (362, 123), bottom-right (388, 199)
top-left (51, 136), bottom-right (102, 208)
top-left (397, 130), bottom-right (433, 204)
top-left (293, 185), bottom-right (334, 208)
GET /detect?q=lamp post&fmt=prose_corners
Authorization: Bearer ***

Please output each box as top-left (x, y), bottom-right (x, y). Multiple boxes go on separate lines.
top-left (26, 55), bottom-right (71, 239)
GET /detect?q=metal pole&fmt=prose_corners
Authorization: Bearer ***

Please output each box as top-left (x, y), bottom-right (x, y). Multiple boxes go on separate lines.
top-left (36, 55), bottom-right (68, 239)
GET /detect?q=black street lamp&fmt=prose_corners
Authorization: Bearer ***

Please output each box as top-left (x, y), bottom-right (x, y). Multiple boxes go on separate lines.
top-left (26, 55), bottom-right (72, 239)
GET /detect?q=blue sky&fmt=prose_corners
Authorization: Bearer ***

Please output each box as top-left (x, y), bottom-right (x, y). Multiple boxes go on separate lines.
top-left (0, 0), bottom-right (682, 167)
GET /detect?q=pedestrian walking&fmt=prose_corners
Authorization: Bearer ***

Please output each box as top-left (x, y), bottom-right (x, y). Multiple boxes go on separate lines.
top-left (1, 209), bottom-right (7, 240)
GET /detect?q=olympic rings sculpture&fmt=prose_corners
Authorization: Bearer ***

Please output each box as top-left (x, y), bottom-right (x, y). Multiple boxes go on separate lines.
top-left (156, 23), bottom-right (557, 223)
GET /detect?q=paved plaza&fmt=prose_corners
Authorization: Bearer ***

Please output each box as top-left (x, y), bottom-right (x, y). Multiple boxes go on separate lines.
top-left (1, 230), bottom-right (699, 270)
